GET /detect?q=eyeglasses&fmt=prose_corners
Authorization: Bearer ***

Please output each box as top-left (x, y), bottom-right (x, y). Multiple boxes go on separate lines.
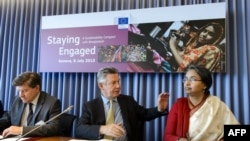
top-left (182, 77), bottom-right (202, 83)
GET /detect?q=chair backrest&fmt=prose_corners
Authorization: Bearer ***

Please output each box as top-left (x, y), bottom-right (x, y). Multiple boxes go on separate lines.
top-left (60, 113), bottom-right (77, 137)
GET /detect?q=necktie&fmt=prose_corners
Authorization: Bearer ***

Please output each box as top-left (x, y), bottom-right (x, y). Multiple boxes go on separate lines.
top-left (104, 100), bottom-right (114, 140)
top-left (27, 103), bottom-right (33, 125)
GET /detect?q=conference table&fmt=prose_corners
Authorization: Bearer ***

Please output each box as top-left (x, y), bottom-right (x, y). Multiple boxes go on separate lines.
top-left (0, 136), bottom-right (70, 141)
top-left (23, 136), bottom-right (72, 141)
top-left (1, 136), bottom-right (110, 141)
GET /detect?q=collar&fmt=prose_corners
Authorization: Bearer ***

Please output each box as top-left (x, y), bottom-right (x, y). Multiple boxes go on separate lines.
top-left (101, 95), bottom-right (117, 104)
top-left (30, 92), bottom-right (40, 106)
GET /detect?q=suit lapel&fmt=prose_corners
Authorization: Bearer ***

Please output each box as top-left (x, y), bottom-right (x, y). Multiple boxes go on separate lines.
top-left (117, 96), bottom-right (129, 125)
top-left (31, 92), bottom-right (45, 125)
top-left (16, 103), bottom-right (26, 125)
top-left (96, 97), bottom-right (106, 124)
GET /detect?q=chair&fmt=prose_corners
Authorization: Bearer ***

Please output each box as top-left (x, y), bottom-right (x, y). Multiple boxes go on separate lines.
top-left (60, 113), bottom-right (77, 137)
top-left (0, 111), bottom-right (9, 132)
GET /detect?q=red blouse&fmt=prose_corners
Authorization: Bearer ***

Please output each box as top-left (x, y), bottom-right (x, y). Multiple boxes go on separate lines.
top-left (164, 98), bottom-right (190, 141)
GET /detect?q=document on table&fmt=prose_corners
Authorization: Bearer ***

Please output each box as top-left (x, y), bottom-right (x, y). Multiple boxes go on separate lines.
top-left (0, 135), bottom-right (30, 141)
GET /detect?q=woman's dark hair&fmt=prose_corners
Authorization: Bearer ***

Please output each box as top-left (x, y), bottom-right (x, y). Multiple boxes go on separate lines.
top-left (198, 22), bottom-right (224, 45)
top-left (187, 65), bottom-right (212, 95)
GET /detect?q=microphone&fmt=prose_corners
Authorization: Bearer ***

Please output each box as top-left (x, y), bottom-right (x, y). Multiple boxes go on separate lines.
top-left (15, 105), bottom-right (74, 141)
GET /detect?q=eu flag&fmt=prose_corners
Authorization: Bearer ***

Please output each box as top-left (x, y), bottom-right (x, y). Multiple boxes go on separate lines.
top-left (118, 17), bottom-right (128, 25)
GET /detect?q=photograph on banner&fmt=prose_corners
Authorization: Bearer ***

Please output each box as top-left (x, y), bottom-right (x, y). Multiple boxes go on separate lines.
top-left (126, 19), bottom-right (225, 72)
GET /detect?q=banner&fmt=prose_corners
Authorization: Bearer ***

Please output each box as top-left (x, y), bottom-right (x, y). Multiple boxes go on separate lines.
top-left (40, 2), bottom-right (226, 72)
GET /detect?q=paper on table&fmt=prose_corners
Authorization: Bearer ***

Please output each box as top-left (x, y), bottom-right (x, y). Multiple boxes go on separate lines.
top-left (0, 135), bottom-right (30, 141)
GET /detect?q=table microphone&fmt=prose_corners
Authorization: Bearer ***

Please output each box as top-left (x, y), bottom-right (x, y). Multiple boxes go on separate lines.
top-left (15, 105), bottom-right (74, 141)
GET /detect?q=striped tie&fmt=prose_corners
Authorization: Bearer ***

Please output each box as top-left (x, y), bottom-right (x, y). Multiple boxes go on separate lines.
top-left (27, 103), bottom-right (33, 125)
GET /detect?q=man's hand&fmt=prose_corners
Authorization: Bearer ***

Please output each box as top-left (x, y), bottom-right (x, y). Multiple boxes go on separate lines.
top-left (2, 126), bottom-right (22, 138)
top-left (100, 123), bottom-right (125, 138)
top-left (157, 92), bottom-right (170, 112)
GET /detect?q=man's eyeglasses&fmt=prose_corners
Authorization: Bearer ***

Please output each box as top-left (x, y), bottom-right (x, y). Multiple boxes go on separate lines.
top-left (182, 77), bottom-right (202, 83)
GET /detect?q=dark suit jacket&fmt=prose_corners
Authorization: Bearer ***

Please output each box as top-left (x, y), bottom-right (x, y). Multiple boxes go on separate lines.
top-left (0, 101), bottom-right (3, 118)
top-left (1, 91), bottom-right (61, 137)
top-left (75, 94), bottom-right (167, 141)
top-left (0, 101), bottom-right (6, 131)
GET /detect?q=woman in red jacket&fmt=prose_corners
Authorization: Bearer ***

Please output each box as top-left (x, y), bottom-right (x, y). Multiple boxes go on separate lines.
top-left (164, 65), bottom-right (239, 141)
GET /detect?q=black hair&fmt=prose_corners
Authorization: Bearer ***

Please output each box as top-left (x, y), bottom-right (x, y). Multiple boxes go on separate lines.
top-left (187, 65), bottom-right (212, 95)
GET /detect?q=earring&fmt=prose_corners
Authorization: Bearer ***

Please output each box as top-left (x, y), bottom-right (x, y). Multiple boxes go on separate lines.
top-left (203, 88), bottom-right (206, 93)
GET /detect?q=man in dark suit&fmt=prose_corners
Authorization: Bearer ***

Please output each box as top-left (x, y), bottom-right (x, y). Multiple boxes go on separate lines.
top-left (0, 100), bottom-right (7, 132)
top-left (1, 72), bottom-right (61, 138)
top-left (0, 101), bottom-right (3, 118)
top-left (75, 67), bottom-right (169, 141)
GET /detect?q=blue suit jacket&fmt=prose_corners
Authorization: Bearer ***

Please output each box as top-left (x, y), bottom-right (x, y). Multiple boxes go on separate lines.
top-left (75, 94), bottom-right (167, 141)
top-left (5, 91), bottom-right (61, 137)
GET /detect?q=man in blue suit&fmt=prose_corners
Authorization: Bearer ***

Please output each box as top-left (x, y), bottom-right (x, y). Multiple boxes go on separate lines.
top-left (1, 72), bottom-right (61, 138)
top-left (75, 67), bottom-right (169, 141)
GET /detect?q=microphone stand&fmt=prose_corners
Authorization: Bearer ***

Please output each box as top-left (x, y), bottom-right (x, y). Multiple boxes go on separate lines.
top-left (15, 105), bottom-right (74, 141)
